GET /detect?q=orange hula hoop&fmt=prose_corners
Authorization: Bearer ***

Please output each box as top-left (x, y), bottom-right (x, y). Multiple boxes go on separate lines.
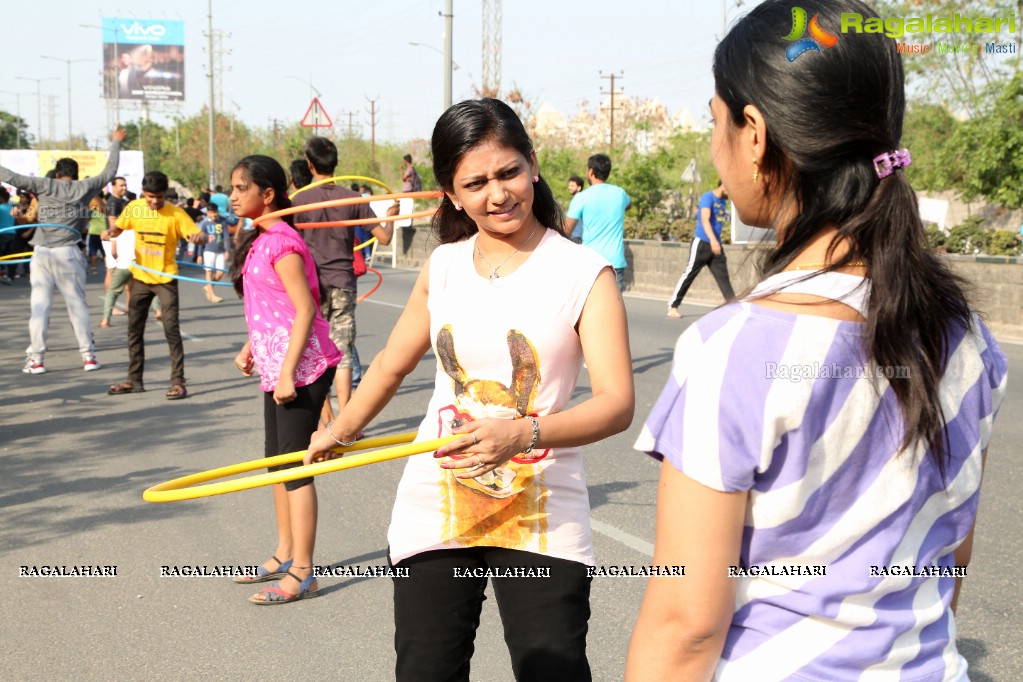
top-left (358, 268), bottom-right (383, 303)
top-left (253, 190), bottom-right (442, 229)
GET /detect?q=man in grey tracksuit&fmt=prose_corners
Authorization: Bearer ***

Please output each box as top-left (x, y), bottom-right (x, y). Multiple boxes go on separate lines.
top-left (0, 126), bottom-right (126, 374)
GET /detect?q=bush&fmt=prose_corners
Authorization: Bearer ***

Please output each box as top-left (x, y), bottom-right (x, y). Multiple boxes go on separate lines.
top-left (944, 216), bottom-right (988, 255)
top-left (924, 225), bottom-right (946, 251)
top-left (987, 229), bottom-right (1021, 257)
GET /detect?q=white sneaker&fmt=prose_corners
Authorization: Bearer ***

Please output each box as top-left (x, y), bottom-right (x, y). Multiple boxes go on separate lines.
top-left (83, 354), bottom-right (101, 371)
top-left (23, 357), bottom-right (46, 374)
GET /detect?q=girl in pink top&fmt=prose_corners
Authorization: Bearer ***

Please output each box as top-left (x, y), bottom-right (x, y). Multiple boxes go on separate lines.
top-left (227, 155), bottom-right (340, 605)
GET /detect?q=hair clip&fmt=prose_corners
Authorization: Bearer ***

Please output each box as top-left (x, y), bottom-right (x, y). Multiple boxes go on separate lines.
top-left (873, 149), bottom-right (912, 179)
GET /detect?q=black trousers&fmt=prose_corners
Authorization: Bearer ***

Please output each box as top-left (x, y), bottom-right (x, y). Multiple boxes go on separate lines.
top-left (392, 547), bottom-right (592, 682)
top-left (127, 279), bottom-right (183, 386)
top-left (263, 367), bottom-right (335, 491)
top-left (669, 238), bottom-right (736, 308)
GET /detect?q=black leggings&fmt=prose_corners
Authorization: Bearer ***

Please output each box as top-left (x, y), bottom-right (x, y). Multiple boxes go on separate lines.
top-left (392, 547), bottom-right (592, 682)
top-left (263, 367), bottom-right (335, 491)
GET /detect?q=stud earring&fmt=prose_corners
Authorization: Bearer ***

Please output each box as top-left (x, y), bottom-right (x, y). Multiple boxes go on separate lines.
top-left (752, 158), bottom-right (760, 183)
top-left (454, 202), bottom-right (462, 211)
top-left (532, 175), bottom-right (539, 183)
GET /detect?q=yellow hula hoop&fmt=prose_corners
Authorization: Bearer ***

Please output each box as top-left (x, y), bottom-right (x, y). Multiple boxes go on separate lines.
top-left (354, 236), bottom-right (377, 252)
top-left (143, 432), bottom-right (455, 503)
top-left (0, 251), bottom-right (33, 261)
top-left (289, 175), bottom-right (395, 200)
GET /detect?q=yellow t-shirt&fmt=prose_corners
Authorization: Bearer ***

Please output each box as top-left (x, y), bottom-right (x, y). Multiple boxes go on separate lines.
top-left (115, 199), bottom-right (200, 284)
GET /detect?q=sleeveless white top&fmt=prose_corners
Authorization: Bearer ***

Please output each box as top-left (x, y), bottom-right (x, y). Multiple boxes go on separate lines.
top-left (387, 229), bottom-right (610, 566)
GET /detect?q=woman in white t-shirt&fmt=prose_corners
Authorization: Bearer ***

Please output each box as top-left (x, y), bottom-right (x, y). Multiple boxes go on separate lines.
top-left (306, 97), bottom-right (634, 680)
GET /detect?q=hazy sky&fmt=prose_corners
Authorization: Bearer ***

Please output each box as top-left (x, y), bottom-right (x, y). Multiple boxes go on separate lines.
top-left (0, 0), bottom-right (757, 148)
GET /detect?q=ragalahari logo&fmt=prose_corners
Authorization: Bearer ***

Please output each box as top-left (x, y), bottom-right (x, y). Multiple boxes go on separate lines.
top-left (784, 7), bottom-right (840, 62)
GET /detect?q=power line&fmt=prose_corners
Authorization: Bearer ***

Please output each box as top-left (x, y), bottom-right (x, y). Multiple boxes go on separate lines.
top-left (600, 71), bottom-right (624, 148)
top-left (365, 96), bottom-right (380, 165)
top-left (339, 109), bottom-right (358, 138)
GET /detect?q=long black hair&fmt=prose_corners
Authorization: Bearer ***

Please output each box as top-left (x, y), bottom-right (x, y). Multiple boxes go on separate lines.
top-left (430, 98), bottom-right (563, 244)
top-left (228, 154), bottom-right (299, 297)
top-left (715, 0), bottom-right (972, 476)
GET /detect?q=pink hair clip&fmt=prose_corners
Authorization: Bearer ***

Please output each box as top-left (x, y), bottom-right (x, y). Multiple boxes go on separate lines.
top-left (873, 149), bottom-right (912, 179)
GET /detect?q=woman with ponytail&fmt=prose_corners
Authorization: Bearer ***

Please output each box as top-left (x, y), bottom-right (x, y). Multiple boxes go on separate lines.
top-left (628, 1), bottom-right (1007, 679)
top-left (228, 155), bottom-right (340, 604)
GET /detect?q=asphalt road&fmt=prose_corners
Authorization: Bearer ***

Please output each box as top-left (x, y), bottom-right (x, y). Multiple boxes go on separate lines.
top-left (1, 265), bottom-right (1019, 681)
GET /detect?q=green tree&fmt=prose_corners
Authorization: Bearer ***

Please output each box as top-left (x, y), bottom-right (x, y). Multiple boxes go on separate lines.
top-left (947, 74), bottom-right (1023, 208)
top-left (900, 104), bottom-right (963, 191)
top-left (121, 118), bottom-right (169, 174)
top-left (0, 111), bottom-right (32, 149)
top-left (875, 0), bottom-right (1022, 118)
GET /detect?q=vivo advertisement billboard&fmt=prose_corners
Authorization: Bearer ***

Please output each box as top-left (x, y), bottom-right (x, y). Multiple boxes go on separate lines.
top-left (102, 18), bottom-right (185, 102)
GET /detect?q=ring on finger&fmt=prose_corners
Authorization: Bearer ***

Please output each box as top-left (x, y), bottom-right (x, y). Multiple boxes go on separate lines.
top-left (470, 433), bottom-right (478, 445)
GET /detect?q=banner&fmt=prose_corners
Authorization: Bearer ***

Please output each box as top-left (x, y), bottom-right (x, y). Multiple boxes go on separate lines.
top-left (0, 149), bottom-right (146, 197)
top-left (102, 18), bottom-right (185, 102)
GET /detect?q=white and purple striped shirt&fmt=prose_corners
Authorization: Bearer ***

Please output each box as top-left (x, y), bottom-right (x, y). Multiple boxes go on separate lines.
top-left (636, 287), bottom-right (1007, 680)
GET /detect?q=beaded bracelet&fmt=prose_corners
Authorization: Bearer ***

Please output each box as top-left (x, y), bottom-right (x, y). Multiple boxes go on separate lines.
top-left (326, 420), bottom-right (357, 447)
top-left (522, 416), bottom-right (540, 454)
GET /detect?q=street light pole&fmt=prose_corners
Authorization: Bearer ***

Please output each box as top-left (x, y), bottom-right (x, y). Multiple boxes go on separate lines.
top-left (41, 55), bottom-right (89, 145)
top-left (442, 0), bottom-right (454, 110)
top-left (286, 75), bottom-right (322, 100)
top-left (15, 76), bottom-right (59, 145)
top-left (408, 43), bottom-right (460, 70)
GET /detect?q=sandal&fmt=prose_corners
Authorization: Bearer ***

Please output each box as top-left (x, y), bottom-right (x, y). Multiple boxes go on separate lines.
top-left (249, 569), bottom-right (320, 605)
top-left (233, 556), bottom-right (294, 584)
top-left (666, 308), bottom-right (682, 318)
top-left (108, 381), bottom-right (144, 395)
top-left (166, 384), bottom-right (188, 400)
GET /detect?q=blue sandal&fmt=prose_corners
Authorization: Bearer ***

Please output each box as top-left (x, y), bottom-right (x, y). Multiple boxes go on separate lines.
top-left (232, 555), bottom-right (293, 584)
top-left (249, 569), bottom-right (320, 605)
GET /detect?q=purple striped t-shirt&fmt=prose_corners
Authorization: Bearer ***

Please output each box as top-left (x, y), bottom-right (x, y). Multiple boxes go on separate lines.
top-left (636, 301), bottom-right (1007, 681)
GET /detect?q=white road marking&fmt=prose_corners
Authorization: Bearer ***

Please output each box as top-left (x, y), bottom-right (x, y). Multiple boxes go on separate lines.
top-left (590, 518), bottom-right (654, 558)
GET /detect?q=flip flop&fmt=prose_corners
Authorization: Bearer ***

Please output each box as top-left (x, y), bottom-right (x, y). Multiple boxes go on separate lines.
top-left (108, 382), bottom-right (144, 395)
top-left (166, 384), bottom-right (188, 400)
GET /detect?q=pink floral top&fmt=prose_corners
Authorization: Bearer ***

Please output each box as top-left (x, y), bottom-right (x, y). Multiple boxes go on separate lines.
top-left (242, 221), bottom-right (340, 392)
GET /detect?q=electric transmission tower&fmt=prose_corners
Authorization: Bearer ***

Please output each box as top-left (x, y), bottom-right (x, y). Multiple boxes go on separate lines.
top-left (213, 30), bottom-right (232, 114)
top-left (482, 0), bottom-right (502, 97)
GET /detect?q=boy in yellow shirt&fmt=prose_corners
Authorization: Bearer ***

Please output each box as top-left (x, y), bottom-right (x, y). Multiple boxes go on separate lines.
top-left (103, 171), bottom-right (203, 399)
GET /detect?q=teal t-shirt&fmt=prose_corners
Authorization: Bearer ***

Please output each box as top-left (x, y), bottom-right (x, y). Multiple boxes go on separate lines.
top-left (566, 183), bottom-right (630, 269)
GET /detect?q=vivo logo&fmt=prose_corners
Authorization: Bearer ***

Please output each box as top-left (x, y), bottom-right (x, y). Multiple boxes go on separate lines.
top-left (121, 22), bottom-right (166, 38)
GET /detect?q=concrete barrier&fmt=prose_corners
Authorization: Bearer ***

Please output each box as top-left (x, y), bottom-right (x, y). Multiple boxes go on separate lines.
top-left (391, 225), bottom-right (1023, 341)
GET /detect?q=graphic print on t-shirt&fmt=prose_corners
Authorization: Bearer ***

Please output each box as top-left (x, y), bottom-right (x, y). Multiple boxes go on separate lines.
top-left (435, 324), bottom-right (551, 550)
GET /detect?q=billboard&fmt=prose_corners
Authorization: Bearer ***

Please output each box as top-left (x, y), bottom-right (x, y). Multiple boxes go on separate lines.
top-left (102, 18), bottom-right (185, 102)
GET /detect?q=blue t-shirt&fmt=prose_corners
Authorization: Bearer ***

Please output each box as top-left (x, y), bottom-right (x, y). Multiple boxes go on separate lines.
top-left (0, 203), bottom-right (15, 230)
top-left (566, 183), bottom-right (630, 269)
top-left (200, 217), bottom-right (227, 254)
top-left (694, 190), bottom-right (728, 242)
top-left (566, 193), bottom-right (584, 241)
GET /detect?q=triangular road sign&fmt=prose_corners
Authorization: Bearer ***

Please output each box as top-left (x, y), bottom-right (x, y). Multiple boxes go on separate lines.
top-left (300, 97), bottom-right (332, 128)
